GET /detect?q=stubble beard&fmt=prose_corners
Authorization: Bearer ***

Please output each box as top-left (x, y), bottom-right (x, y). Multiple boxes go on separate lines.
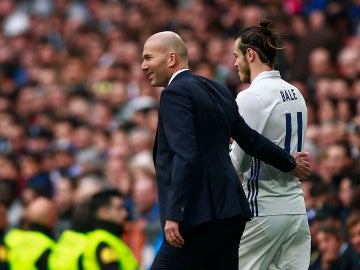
top-left (240, 65), bottom-right (251, 84)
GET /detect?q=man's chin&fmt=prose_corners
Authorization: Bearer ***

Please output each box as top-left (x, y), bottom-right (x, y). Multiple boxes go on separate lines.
top-left (149, 79), bottom-right (156, 87)
top-left (240, 76), bottom-right (250, 84)
top-left (151, 81), bottom-right (163, 87)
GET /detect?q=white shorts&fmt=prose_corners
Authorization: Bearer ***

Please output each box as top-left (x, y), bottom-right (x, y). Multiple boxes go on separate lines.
top-left (238, 214), bottom-right (311, 270)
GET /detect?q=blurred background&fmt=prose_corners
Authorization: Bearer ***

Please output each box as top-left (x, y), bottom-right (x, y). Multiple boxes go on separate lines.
top-left (0, 0), bottom-right (359, 269)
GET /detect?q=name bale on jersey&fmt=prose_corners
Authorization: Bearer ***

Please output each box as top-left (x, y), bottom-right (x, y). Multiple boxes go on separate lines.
top-left (280, 89), bottom-right (298, 102)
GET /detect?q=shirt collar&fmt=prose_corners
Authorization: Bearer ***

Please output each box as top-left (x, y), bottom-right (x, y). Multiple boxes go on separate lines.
top-left (252, 70), bottom-right (280, 84)
top-left (169, 69), bottom-right (189, 85)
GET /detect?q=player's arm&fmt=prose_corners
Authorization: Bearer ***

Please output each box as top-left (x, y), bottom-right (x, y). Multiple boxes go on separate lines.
top-left (230, 91), bottom-right (268, 173)
top-left (230, 141), bottom-right (252, 174)
top-left (231, 92), bottom-right (310, 177)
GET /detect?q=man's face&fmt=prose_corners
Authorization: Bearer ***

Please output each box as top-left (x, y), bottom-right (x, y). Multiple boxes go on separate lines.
top-left (338, 178), bottom-right (353, 208)
top-left (141, 39), bottom-right (170, 87)
top-left (316, 231), bottom-right (341, 263)
top-left (234, 38), bottom-right (251, 83)
top-left (325, 145), bottom-right (349, 176)
top-left (349, 222), bottom-right (360, 254)
top-left (105, 197), bottom-right (128, 225)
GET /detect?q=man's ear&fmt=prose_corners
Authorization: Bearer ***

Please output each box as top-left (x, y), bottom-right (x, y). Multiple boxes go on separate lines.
top-left (168, 52), bottom-right (176, 67)
top-left (246, 48), bottom-right (255, 62)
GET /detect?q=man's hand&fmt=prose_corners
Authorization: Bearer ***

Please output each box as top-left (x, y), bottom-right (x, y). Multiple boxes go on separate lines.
top-left (164, 220), bottom-right (184, 248)
top-left (290, 152), bottom-right (311, 181)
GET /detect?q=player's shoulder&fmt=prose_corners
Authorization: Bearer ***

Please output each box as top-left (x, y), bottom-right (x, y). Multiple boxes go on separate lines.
top-left (238, 83), bottom-right (279, 102)
top-left (236, 86), bottom-right (259, 99)
top-left (236, 88), bottom-right (256, 105)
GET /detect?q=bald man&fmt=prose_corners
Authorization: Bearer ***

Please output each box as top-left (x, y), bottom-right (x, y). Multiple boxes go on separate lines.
top-left (141, 31), bottom-right (310, 269)
top-left (26, 197), bottom-right (58, 229)
top-left (5, 197), bottom-right (57, 270)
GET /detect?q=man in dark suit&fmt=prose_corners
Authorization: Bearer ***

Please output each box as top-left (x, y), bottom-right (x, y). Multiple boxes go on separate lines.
top-left (141, 31), bottom-right (310, 270)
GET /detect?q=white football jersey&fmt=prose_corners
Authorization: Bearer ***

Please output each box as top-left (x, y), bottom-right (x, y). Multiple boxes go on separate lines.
top-left (230, 71), bottom-right (308, 216)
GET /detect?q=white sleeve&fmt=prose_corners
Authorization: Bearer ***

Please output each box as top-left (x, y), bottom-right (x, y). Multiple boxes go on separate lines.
top-left (230, 141), bottom-right (252, 174)
top-left (230, 90), bottom-right (269, 173)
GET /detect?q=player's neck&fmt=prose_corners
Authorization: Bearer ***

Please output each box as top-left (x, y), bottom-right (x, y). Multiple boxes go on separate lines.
top-left (250, 63), bottom-right (273, 82)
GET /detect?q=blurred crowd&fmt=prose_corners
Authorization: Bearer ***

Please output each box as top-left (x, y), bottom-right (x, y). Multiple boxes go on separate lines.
top-left (0, 0), bottom-right (359, 269)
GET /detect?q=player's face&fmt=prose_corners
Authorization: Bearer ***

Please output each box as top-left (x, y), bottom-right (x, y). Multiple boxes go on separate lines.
top-left (234, 38), bottom-right (250, 83)
top-left (142, 40), bottom-right (171, 87)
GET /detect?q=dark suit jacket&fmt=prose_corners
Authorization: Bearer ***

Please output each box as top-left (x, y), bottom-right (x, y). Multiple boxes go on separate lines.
top-left (154, 70), bottom-right (297, 231)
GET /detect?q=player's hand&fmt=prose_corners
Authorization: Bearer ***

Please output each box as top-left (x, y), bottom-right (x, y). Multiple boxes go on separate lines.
top-left (164, 220), bottom-right (184, 248)
top-left (290, 152), bottom-right (310, 181)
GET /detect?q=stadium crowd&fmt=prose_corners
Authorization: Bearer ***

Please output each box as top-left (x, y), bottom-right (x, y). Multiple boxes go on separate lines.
top-left (0, 0), bottom-right (359, 269)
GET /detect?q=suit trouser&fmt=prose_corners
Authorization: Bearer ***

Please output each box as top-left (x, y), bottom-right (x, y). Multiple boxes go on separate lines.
top-left (150, 215), bottom-right (246, 270)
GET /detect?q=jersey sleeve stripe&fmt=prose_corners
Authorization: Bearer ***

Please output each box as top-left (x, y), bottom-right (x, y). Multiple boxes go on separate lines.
top-left (284, 113), bottom-right (292, 153)
top-left (296, 112), bottom-right (303, 152)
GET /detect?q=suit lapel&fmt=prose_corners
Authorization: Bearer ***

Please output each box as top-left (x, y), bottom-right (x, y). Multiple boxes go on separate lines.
top-left (152, 70), bottom-right (191, 166)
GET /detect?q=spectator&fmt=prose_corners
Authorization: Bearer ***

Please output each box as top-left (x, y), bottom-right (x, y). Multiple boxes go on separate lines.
top-left (131, 167), bottom-right (161, 269)
top-left (25, 126), bottom-right (53, 155)
top-left (320, 142), bottom-right (357, 187)
top-left (104, 156), bottom-right (131, 193)
top-left (67, 94), bottom-right (91, 124)
top-left (53, 176), bottom-right (77, 238)
top-left (0, 202), bottom-right (9, 270)
top-left (49, 144), bottom-right (83, 182)
top-left (307, 47), bottom-right (337, 93)
top-left (128, 126), bottom-right (153, 156)
top-left (82, 189), bottom-right (139, 270)
top-left (338, 174), bottom-right (360, 221)
top-left (89, 100), bottom-right (118, 132)
top-left (290, 9), bottom-right (340, 82)
top-left (49, 199), bottom-right (93, 270)
top-left (310, 222), bottom-right (358, 270)
top-left (71, 123), bottom-right (104, 174)
top-left (346, 211), bottom-right (360, 268)
top-left (19, 152), bottom-right (53, 203)
top-left (5, 197), bottom-right (57, 270)
top-left (73, 173), bottom-right (108, 205)
top-left (4, 122), bottom-right (26, 155)
top-left (337, 46), bottom-right (360, 81)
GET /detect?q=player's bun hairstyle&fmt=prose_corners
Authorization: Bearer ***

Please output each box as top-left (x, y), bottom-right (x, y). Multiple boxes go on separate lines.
top-left (234, 19), bottom-right (281, 67)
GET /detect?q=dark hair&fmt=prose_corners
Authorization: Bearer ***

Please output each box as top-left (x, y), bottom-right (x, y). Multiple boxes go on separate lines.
top-left (90, 188), bottom-right (124, 213)
top-left (234, 19), bottom-right (280, 67)
top-left (346, 211), bottom-right (360, 232)
top-left (317, 222), bottom-right (343, 240)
